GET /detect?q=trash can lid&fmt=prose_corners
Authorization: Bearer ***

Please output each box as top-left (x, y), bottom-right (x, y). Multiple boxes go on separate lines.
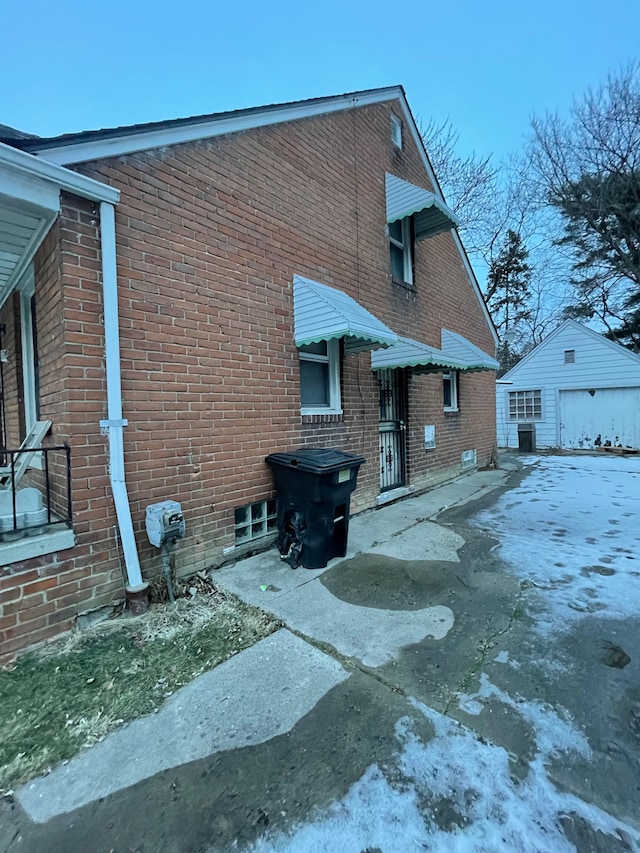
top-left (266, 448), bottom-right (366, 473)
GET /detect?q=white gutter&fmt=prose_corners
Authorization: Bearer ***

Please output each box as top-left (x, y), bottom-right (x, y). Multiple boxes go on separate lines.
top-left (98, 202), bottom-right (145, 590)
top-left (2, 142), bottom-right (143, 590)
top-left (0, 141), bottom-right (120, 204)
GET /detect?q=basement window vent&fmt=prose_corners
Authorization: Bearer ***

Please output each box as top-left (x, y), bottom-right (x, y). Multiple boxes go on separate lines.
top-left (234, 499), bottom-right (277, 545)
top-left (564, 349), bottom-right (576, 364)
top-left (461, 449), bottom-right (477, 470)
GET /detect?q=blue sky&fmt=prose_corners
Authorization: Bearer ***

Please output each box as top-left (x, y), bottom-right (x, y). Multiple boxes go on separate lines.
top-left (1, 0), bottom-right (638, 163)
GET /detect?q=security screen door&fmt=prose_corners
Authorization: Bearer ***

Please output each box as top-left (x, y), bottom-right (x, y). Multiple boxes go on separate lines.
top-left (378, 368), bottom-right (407, 491)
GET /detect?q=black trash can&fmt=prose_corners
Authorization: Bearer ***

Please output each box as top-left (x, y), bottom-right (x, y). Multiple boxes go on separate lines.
top-left (517, 422), bottom-right (536, 452)
top-left (265, 449), bottom-right (365, 569)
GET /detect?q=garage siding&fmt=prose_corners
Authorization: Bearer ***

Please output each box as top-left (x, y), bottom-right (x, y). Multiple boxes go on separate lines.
top-left (497, 321), bottom-right (640, 449)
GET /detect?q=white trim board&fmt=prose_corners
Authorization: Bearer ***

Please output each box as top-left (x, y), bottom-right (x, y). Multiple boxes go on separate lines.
top-left (28, 89), bottom-right (405, 166)
top-left (26, 86), bottom-right (497, 350)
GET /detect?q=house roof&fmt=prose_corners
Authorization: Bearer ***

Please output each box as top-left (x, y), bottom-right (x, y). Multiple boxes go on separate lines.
top-left (1, 85), bottom-right (498, 348)
top-left (0, 142), bottom-right (119, 304)
top-left (0, 124), bottom-right (39, 141)
top-left (501, 319), bottom-right (640, 381)
top-left (3, 86), bottom-right (408, 163)
top-left (293, 275), bottom-right (398, 354)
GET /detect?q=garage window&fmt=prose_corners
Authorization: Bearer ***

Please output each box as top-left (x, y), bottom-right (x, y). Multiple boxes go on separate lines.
top-left (509, 389), bottom-right (542, 420)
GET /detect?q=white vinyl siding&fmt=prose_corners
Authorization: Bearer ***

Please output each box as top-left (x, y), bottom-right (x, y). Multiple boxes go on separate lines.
top-left (496, 321), bottom-right (640, 449)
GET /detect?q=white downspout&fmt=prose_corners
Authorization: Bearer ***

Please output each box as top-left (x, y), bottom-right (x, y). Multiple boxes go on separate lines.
top-left (98, 201), bottom-right (145, 592)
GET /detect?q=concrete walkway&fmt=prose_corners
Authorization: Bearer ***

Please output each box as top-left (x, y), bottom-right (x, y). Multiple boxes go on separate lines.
top-left (14, 465), bottom-right (511, 827)
top-left (214, 467), bottom-right (512, 667)
top-left (8, 455), bottom-right (640, 853)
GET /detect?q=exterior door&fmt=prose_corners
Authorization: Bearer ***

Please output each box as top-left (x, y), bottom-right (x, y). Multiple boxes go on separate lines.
top-left (378, 368), bottom-right (407, 491)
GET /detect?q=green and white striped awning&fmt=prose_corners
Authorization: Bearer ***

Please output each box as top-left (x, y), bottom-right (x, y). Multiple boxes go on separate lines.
top-left (386, 173), bottom-right (459, 240)
top-left (371, 330), bottom-right (499, 373)
top-left (441, 329), bottom-right (499, 370)
top-left (293, 275), bottom-right (397, 354)
top-left (371, 336), bottom-right (469, 373)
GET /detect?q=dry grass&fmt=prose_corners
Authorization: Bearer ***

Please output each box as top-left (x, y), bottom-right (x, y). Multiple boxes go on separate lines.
top-left (0, 582), bottom-right (281, 793)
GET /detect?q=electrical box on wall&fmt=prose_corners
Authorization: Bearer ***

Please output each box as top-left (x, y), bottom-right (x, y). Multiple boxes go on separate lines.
top-left (145, 500), bottom-right (186, 548)
top-left (424, 425), bottom-right (436, 450)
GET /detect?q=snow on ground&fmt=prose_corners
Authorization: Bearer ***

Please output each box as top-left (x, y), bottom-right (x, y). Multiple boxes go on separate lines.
top-left (472, 454), bottom-right (640, 634)
top-left (247, 676), bottom-right (638, 853)
top-left (245, 456), bottom-right (640, 853)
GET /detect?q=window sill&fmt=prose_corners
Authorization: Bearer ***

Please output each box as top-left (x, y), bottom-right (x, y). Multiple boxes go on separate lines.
top-left (302, 413), bottom-right (344, 425)
top-left (444, 408), bottom-right (460, 415)
top-left (0, 528), bottom-right (76, 568)
top-left (391, 278), bottom-right (416, 294)
top-left (301, 408), bottom-right (343, 417)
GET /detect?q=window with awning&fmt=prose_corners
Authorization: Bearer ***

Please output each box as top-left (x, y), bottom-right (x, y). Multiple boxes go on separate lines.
top-left (293, 275), bottom-right (397, 354)
top-left (386, 173), bottom-right (458, 241)
top-left (293, 275), bottom-right (397, 414)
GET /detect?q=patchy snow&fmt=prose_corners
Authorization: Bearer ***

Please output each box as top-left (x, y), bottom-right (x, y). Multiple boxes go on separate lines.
top-left (472, 455), bottom-right (640, 634)
top-left (494, 650), bottom-right (520, 669)
top-left (247, 677), bottom-right (637, 853)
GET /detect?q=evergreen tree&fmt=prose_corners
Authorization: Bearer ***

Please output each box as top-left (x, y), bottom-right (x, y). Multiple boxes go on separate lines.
top-left (485, 230), bottom-right (532, 334)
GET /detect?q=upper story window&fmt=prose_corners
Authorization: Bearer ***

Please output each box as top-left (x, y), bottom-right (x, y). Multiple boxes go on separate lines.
top-left (391, 114), bottom-right (403, 149)
top-left (509, 389), bottom-right (542, 420)
top-left (299, 339), bottom-right (342, 415)
top-left (389, 217), bottom-right (414, 286)
top-left (443, 371), bottom-right (459, 412)
top-left (564, 349), bottom-right (576, 364)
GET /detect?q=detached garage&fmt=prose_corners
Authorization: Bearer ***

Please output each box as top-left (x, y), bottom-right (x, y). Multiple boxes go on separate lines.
top-left (497, 320), bottom-right (640, 451)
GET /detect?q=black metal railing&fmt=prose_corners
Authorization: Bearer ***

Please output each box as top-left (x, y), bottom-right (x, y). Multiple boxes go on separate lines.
top-left (0, 445), bottom-right (72, 540)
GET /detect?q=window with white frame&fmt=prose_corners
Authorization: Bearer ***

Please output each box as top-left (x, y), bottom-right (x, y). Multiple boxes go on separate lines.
top-left (564, 349), bottom-right (575, 364)
top-left (389, 217), bottom-right (413, 285)
top-left (508, 389), bottom-right (542, 420)
top-left (17, 267), bottom-right (40, 436)
top-left (443, 371), bottom-right (459, 411)
top-left (299, 339), bottom-right (341, 414)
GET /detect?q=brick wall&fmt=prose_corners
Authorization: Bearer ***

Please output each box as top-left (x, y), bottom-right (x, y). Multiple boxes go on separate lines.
top-left (0, 199), bottom-right (126, 664)
top-left (1, 99), bottom-right (496, 660)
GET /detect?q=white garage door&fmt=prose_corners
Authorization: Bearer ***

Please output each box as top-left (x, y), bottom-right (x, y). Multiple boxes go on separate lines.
top-left (559, 388), bottom-right (640, 449)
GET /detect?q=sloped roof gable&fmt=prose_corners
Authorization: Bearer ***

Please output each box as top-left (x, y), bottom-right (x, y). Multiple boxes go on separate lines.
top-left (502, 319), bottom-right (640, 381)
top-left (5, 85), bottom-right (497, 348)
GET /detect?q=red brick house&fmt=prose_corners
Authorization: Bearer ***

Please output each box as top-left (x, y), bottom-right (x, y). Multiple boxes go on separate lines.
top-left (0, 87), bottom-right (498, 661)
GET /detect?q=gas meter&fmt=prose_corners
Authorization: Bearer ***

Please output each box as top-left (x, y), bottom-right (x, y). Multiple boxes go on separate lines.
top-left (145, 500), bottom-right (186, 548)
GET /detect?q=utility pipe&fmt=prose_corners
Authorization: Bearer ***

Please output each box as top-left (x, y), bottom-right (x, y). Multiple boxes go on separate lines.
top-left (99, 201), bottom-right (145, 593)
